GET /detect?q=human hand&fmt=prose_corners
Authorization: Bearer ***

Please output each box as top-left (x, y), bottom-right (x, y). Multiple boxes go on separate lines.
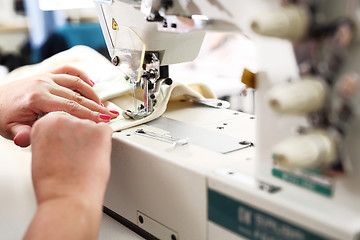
top-left (25, 113), bottom-right (112, 240)
top-left (0, 65), bottom-right (118, 147)
top-left (30, 112), bottom-right (112, 206)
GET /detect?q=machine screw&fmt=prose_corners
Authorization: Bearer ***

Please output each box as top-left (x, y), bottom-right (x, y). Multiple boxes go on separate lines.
top-left (112, 56), bottom-right (120, 66)
top-left (138, 215), bottom-right (144, 224)
top-left (150, 93), bottom-right (156, 100)
top-left (163, 21), bottom-right (168, 28)
top-left (164, 78), bottom-right (173, 85)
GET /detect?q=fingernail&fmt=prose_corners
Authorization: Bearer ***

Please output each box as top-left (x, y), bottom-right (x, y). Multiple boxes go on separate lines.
top-left (110, 110), bottom-right (119, 115)
top-left (100, 114), bottom-right (111, 120)
top-left (90, 79), bottom-right (95, 86)
top-left (100, 102), bottom-right (105, 107)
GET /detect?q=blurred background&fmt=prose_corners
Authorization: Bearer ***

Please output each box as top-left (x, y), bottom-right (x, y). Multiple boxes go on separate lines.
top-left (0, 0), bottom-right (107, 72)
top-left (0, 0), bottom-right (256, 113)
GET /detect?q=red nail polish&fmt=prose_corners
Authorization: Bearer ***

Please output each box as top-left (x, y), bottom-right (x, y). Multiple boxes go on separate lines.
top-left (90, 79), bottom-right (95, 85)
top-left (100, 114), bottom-right (111, 120)
top-left (110, 110), bottom-right (119, 115)
top-left (101, 102), bottom-right (105, 107)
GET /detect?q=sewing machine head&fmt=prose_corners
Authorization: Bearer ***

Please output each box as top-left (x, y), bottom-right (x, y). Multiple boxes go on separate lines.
top-left (92, 0), bottom-right (276, 119)
top-left (93, 0), bottom-right (207, 119)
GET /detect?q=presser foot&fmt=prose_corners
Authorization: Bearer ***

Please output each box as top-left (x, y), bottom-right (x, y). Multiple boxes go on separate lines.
top-left (122, 108), bottom-right (153, 120)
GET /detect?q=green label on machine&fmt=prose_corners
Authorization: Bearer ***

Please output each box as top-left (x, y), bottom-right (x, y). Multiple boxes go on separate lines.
top-left (272, 168), bottom-right (332, 197)
top-left (208, 189), bottom-right (329, 240)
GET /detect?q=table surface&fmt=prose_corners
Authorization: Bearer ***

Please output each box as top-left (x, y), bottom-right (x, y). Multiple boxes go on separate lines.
top-left (0, 136), bottom-right (143, 239)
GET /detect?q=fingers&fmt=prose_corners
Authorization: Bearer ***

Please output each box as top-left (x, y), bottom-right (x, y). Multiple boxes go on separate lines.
top-left (50, 87), bottom-right (119, 119)
top-left (35, 66), bottom-right (119, 123)
top-left (12, 125), bottom-right (32, 147)
top-left (50, 65), bottom-right (94, 87)
top-left (51, 74), bottom-right (101, 105)
top-left (39, 95), bottom-right (115, 123)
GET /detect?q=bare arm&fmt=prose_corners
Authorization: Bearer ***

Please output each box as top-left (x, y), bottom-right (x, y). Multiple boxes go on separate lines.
top-left (24, 113), bottom-right (113, 240)
top-left (25, 196), bottom-right (103, 240)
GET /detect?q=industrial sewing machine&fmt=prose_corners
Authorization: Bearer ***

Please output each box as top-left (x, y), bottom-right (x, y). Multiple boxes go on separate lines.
top-left (40, 0), bottom-right (360, 239)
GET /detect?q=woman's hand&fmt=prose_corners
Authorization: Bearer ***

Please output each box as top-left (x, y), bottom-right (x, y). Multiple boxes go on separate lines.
top-left (0, 65), bottom-right (118, 147)
top-left (25, 113), bottom-right (112, 240)
top-left (30, 112), bottom-right (112, 205)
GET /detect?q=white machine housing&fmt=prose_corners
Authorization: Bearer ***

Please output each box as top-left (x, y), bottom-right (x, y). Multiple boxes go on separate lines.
top-left (93, 0), bottom-right (360, 239)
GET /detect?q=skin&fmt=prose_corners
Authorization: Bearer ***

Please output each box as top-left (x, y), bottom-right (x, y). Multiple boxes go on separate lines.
top-left (0, 65), bottom-right (115, 238)
top-left (0, 65), bottom-right (118, 147)
top-left (24, 113), bottom-right (113, 240)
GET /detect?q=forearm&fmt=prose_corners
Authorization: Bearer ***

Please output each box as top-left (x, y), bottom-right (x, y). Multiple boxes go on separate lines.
top-left (24, 196), bottom-right (103, 240)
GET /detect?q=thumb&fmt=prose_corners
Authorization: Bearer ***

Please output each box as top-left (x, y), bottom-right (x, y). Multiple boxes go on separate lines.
top-left (12, 125), bottom-right (32, 147)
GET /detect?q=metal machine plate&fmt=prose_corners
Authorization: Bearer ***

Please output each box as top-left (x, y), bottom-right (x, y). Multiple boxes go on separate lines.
top-left (148, 117), bottom-right (253, 154)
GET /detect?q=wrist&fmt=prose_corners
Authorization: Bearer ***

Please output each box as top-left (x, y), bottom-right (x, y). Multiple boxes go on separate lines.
top-left (34, 177), bottom-right (108, 206)
top-left (25, 195), bottom-right (103, 240)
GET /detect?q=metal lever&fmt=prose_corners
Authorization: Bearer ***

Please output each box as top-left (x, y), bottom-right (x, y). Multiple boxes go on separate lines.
top-left (135, 129), bottom-right (188, 147)
top-left (184, 95), bottom-right (230, 109)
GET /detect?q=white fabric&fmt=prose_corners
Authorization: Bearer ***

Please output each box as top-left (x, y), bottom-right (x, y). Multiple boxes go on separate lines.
top-left (106, 80), bottom-right (214, 131)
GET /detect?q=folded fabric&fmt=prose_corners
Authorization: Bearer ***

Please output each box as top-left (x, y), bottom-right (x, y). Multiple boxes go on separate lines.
top-left (105, 80), bottom-right (215, 131)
